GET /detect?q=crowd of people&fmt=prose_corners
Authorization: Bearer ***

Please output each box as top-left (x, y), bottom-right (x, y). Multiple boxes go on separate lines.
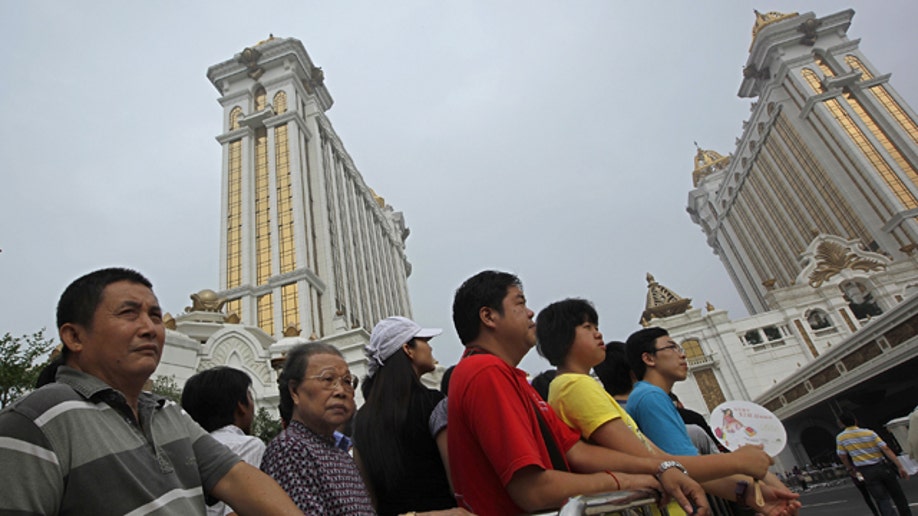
top-left (0, 267), bottom-right (811, 515)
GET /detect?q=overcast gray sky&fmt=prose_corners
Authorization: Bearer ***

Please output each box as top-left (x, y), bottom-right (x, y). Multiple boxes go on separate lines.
top-left (2, 1), bottom-right (916, 375)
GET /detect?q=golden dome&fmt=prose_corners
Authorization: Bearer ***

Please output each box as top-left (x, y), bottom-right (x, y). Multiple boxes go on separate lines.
top-left (751, 10), bottom-right (799, 41)
top-left (692, 144), bottom-right (730, 187)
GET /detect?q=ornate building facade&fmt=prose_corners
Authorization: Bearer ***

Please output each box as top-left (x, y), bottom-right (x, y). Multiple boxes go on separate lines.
top-left (153, 37), bottom-right (423, 410)
top-left (646, 9), bottom-right (918, 470)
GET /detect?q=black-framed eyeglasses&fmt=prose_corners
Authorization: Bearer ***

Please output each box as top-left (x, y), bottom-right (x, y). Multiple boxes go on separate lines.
top-left (652, 344), bottom-right (685, 355)
top-left (307, 372), bottom-right (359, 391)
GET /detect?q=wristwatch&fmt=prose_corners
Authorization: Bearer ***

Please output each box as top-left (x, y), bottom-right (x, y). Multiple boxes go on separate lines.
top-left (735, 480), bottom-right (749, 507)
top-left (656, 460), bottom-right (688, 478)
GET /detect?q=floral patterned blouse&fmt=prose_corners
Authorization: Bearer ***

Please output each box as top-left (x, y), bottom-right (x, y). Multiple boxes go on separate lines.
top-left (261, 420), bottom-right (375, 515)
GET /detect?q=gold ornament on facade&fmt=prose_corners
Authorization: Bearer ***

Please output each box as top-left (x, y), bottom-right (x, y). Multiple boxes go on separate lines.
top-left (163, 313), bottom-right (176, 330)
top-left (255, 34), bottom-right (276, 46)
top-left (238, 46), bottom-right (264, 80)
top-left (808, 241), bottom-right (887, 288)
top-left (692, 144), bottom-right (730, 187)
top-left (640, 273), bottom-right (692, 324)
top-left (797, 18), bottom-right (822, 46)
top-left (187, 290), bottom-right (228, 313)
top-left (224, 312), bottom-right (241, 324)
top-left (762, 278), bottom-right (777, 291)
top-left (750, 10), bottom-right (799, 41)
top-left (283, 325), bottom-right (301, 338)
top-left (705, 301), bottom-right (715, 312)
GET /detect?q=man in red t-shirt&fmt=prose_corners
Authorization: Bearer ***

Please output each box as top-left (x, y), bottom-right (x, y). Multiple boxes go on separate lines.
top-left (447, 270), bottom-right (709, 516)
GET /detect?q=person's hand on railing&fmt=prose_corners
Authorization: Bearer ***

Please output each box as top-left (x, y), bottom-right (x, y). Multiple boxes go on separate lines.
top-left (657, 468), bottom-right (710, 515)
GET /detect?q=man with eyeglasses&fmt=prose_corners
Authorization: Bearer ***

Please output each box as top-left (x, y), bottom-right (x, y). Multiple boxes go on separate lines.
top-left (624, 327), bottom-right (699, 456)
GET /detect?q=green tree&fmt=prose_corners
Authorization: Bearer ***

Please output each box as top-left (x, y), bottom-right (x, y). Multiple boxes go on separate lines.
top-left (149, 374), bottom-right (183, 403)
top-left (252, 406), bottom-right (282, 443)
top-left (0, 329), bottom-right (55, 408)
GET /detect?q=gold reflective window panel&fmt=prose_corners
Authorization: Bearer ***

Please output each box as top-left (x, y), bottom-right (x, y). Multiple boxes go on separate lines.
top-left (734, 196), bottom-right (782, 286)
top-left (743, 171), bottom-right (796, 282)
top-left (281, 283), bottom-right (299, 333)
top-left (275, 124), bottom-right (296, 274)
top-left (729, 203), bottom-right (770, 287)
top-left (229, 107), bottom-right (243, 131)
top-left (841, 89), bottom-right (918, 202)
top-left (774, 114), bottom-right (872, 244)
top-left (801, 68), bottom-right (917, 210)
top-left (226, 140), bottom-right (243, 289)
top-left (818, 56), bottom-right (918, 201)
top-left (755, 148), bottom-right (810, 250)
top-left (257, 294), bottom-right (274, 335)
top-left (845, 55), bottom-right (874, 80)
top-left (254, 87), bottom-right (267, 112)
top-left (273, 91), bottom-right (287, 114)
top-left (693, 369), bottom-right (727, 412)
top-left (323, 141), bottom-right (347, 318)
top-left (682, 339), bottom-right (703, 360)
top-left (815, 56), bottom-right (835, 78)
top-left (254, 127), bottom-right (273, 284)
top-left (226, 299), bottom-right (241, 319)
top-left (847, 55), bottom-right (918, 150)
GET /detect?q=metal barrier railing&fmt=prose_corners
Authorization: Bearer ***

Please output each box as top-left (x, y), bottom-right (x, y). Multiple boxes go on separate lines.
top-left (531, 489), bottom-right (663, 516)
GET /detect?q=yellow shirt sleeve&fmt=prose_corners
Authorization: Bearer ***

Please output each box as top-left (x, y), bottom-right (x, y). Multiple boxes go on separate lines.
top-left (548, 373), bottom-right (624, 439)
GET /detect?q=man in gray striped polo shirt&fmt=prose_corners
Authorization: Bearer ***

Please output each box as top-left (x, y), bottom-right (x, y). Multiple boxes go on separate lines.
top-left (0, 268), bottom-right (302, 515)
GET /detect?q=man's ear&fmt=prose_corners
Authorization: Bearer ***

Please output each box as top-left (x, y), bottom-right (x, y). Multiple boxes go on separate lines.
top-left (480, 306), bottom-right (498, 330)
top-left (641, 351), bottom-right (656, 368)
top-left (234, 400), bottom-right (247, 420)
top-left (59, 323), bottom-right (85, 355)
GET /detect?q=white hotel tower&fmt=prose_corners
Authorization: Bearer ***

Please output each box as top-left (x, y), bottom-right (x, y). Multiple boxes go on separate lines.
top-left (206, 36), bottom-right (412, 340)
top-left (156, 37), bottom-right (416, 407)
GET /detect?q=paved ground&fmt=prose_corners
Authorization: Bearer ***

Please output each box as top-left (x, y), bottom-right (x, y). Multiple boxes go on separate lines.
top-left (797, 477), bottom-right (918, 515)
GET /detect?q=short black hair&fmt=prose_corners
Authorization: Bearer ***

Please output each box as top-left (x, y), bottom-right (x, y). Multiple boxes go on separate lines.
top-left (593, 341), bottom-right (633, 396)
top-left (277, 342), bottom-right (342, 421)
top-left (530, 369), bottom-right (557, 401)
top-left (57, 267), bottom-right (153, 330)
top-left (452, 270), bottom-right (522, 345)
top-left (181, 367), bottom-right (253, 432)
top-left (625, 327), bottom-right (669, 380)
top-left (535, 298), bottom-right (598, 367)
top-left (38, 267), bottom-right (153, 387)
top-left (839, 411), bottom-right (857, 427)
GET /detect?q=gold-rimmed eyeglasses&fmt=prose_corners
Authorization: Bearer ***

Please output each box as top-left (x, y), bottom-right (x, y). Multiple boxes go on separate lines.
top-left (307, 372), bottom-right (359, 391)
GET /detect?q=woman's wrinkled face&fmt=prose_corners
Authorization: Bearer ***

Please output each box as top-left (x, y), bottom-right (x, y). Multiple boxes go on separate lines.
top-left (289, 353), bottom-right (356, 437)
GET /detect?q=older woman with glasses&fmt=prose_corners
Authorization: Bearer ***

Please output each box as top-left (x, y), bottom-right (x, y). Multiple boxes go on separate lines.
top-left (261, 342), bottom-right (374, 515)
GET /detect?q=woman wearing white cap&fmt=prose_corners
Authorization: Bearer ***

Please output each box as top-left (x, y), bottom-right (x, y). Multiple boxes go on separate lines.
top-left (353, 316), bottom-right (472, 516)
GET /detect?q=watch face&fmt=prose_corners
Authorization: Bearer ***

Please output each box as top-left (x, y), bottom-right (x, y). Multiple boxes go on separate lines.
top-left (658, 461), bottom-right (686, 474)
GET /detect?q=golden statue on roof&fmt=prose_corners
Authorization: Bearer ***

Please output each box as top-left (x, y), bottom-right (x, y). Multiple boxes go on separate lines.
top-left (751, 10), bottom-right (799, 40)
top-left (692, 143), bottom-right (731, 187)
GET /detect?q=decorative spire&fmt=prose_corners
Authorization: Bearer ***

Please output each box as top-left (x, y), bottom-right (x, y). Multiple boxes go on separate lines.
top-left (692, 144), bottom-right (730, 187)
top-left (751, 10), bottom-right (799, 41)
top-left (640, 273), bottom-right (692, 324)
